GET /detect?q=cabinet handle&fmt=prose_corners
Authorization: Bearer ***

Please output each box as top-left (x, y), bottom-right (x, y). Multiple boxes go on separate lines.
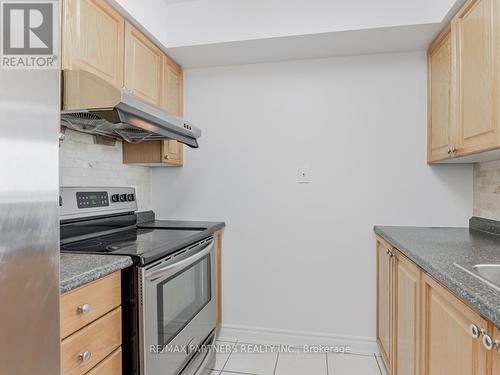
top-left (77, 303), bottom-right (90, 315)
top-left (470, 324), bottom-right (480, 339)
top-left (483, 334), bottom-right (494, 351)
top-left (447, 147), bottom-right (452, 154)
top-left (451, 146), bottom-right (459, 154)
top-left (78, 351), bottom-right (92, 363)
top-left (164, 154), bottom-right (170, 160)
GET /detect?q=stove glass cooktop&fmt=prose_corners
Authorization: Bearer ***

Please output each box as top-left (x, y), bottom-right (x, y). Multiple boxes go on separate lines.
top-left (61, 228), bottom-right (205, 263)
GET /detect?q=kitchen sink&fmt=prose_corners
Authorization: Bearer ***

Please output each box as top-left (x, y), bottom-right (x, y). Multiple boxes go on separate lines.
top-left (455, 263), bottom-right (500, 292)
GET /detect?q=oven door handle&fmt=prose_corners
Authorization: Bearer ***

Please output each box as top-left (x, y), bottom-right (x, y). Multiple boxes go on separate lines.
top-left (145, 239), bottom-right (214, 282)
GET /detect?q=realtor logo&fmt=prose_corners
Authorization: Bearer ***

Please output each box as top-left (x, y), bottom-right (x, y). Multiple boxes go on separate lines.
top-left (1, 1), bottom-right (58, 69)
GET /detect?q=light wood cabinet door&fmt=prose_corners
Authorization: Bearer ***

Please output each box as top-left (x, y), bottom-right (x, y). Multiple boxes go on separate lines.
top-left (161, 55), bottom-right (183, 116)
top-left (86, 347), bottom-right (122, 375)
top-left (61, 308), bottom-right (121, 375)
top-left (394, 252), bottom-right (420, 375)
top-left (60, 272), bottom-right (121, 339)
top-left (124, 22), bottom-right (162, 106)
top-left (421, 273), bottom-right (489, 375)
top-left (62, 0), bottom-right (124, 88)
top-left (162, 139), bottom-right (183, 166)
top-left (493, 326), bottom-right (500, 373)
top-left (455, 0), bottom-right (499, 156)
top-left (162, 55), bottom-right (184, 166)
top-left (428, 28), bottom-right (454, 162)
top-left (377, 238), bottom-right (394, 372)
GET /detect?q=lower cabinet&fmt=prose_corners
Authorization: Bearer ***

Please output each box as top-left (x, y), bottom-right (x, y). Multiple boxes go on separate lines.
top-left (60, 272), bottom-right (123, 374)
top-left (494, 327), bottom-right (500, 372)
top-left (421, 273), bottom-right (488, 375)
top-left (376, 238), bottom-right (394, 371)
top-left (394, 253), bottom-right (420, 375)
top-left (376, 236), bottom-right (497, 375)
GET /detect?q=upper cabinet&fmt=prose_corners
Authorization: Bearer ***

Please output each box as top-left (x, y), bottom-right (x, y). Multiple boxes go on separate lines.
top-left (62, 0), bottom-right (124, 88)
top-left (427, 0), bottom-right (500, 162)
top-left (427, 27), bottom-right (454, 162)
top-left (162, 55), bottom-right (183, 116)
top-left (455, 0), bottom-right (499, 156)
top-left (61, 1), bottom-right (185, 167)
top-left (124, 22), bottom-right (163, 107)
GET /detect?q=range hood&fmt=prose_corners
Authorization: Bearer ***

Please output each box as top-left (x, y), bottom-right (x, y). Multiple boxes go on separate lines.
top-left (61, 70), bottom-right (201, 147)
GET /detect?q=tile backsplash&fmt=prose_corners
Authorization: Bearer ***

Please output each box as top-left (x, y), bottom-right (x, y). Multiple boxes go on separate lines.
top-left (59, 129), bottom-right (152, 211)
top-left (474, 160), bottom-right (500, 221)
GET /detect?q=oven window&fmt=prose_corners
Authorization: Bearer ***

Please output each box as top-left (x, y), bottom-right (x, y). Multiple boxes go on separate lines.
top-left (157, 255), bottom-right (211, 346)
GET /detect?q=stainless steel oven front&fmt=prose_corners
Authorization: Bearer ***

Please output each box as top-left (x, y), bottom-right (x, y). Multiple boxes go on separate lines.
top-left (139, 237), bottom-right (216, 375)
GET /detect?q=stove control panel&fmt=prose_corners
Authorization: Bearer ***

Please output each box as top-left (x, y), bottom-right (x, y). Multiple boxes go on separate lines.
top-left (76, 191), bottom-right (109, 209)
top-left (60, 186), bottom-right (137, 220)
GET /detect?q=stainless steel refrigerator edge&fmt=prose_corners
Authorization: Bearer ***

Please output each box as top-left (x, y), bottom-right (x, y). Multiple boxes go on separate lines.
top-left (0, 4), bottom-right (61, 375)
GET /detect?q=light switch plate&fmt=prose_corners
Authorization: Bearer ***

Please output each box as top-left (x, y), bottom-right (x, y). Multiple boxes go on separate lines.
top-left (297, 167), bottom-right (311, 183)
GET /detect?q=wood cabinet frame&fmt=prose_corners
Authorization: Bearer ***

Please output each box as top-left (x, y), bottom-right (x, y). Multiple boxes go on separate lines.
top-left (376, 237), bottom-right (498, 375)
top-left (62, 0), bottom-right (125, 89)
top-left (427, 25), bottom-right (455, 162)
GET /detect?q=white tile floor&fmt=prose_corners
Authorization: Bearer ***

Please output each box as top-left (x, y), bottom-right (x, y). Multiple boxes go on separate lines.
top-left (210, 340), bottom-right (386, 375)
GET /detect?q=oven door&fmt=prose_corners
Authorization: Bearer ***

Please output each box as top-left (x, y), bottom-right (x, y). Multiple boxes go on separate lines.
top-left (140, 238), bottom-right (216, 375)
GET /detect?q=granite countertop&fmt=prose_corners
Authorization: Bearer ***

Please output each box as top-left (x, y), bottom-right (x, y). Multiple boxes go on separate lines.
top-left (374, 224), bottom-right (500, 328)
top-left (60, 253), bottom-right (133, 293)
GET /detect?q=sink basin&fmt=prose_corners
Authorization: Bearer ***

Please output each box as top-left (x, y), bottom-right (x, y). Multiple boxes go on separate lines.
top-left (455, 263), bottom-right (500, 292)
top-left (472, 264), bottom-right (500, 288)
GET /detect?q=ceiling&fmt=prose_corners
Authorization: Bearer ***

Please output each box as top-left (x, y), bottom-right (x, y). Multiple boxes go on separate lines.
top-left (115, 0), bottom-right (468, 68)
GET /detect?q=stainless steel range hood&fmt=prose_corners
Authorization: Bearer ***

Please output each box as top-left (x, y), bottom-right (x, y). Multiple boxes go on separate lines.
top-left (61, 70), bottom-right (201, 147)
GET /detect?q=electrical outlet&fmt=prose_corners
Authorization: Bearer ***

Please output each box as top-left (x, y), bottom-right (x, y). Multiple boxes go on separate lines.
top-left (297, 167), bottom-right (311, 183)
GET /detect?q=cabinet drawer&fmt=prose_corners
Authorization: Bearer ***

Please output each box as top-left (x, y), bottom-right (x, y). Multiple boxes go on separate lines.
top-left (61, 272), bottom-right (121, 339)
top-left (86, 347), bottom-right (122, 375)
top-left (61, 307), bottom-right (121, 375)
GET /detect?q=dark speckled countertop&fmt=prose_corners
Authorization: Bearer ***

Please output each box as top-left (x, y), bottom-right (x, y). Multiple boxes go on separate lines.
top-left (374, 225), bottom-right (500, 328)
top-left (60, 253), bottom-right (133, 293)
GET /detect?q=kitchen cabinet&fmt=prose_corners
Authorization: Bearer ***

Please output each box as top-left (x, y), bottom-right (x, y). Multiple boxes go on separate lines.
top-left (61, 1), bottom-right (185, 167)
top-left (421, 273), bottom-right (488, 375)
top-left (122, 138), bottom-right (183, 166)
top-left (376, 236), bottom-right (500, 375)
top-left (493, 327), bottom-right (500, 372)
top-left (455, 0), bottom-right (499, 156)
top-left (394, 252), bottom-right (420, 375)
top-left (60, 272), bottom-right (122, 374)
top-left (427, 0), bottom-right (500, 162)
top-left (122, 55), bottom-right (184, 166)
top-left (376, 238), bottom-right (394, 372)
top-left (161, 55), bottom-right (183, 116)
top-left (427, 27), bottom-right (454, 162)
top-left (124, 22), bottom-right (163, 107)
top-left (62, 0), bottom-right (124, 89)
top-left (160, 55), bottom-right (184, 166)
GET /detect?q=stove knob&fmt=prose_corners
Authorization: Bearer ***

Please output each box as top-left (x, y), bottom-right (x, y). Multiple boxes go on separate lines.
top-left (127, 194), bottom-right (135, 202)
top-left (111, 194), bottom-right (119, 203)
top-left (119, 194), bottom-right (127, 202)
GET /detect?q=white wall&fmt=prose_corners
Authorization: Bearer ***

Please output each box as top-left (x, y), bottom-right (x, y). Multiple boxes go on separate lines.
top-left (60, 130), bottom-right (152, 211)
top-left (152, 52), bottom-right (473, 342)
